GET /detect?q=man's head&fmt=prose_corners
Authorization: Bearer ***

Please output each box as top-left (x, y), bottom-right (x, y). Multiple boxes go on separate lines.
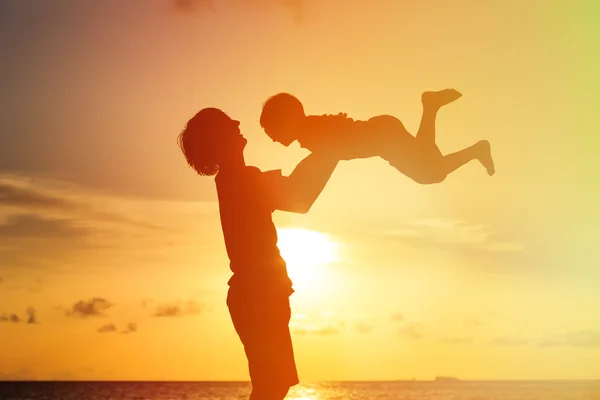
top-left (260, 93), bottom-right (305, 146)
top-left (177, 108), bottom-right (247, 176)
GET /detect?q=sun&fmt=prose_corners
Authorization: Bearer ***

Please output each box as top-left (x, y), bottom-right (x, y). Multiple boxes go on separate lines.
top-left (276, 228), bottom-right (339, 289)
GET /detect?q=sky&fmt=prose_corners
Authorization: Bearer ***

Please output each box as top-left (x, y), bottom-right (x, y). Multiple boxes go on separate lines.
top-left (0, 0), bottom-right (599, 381)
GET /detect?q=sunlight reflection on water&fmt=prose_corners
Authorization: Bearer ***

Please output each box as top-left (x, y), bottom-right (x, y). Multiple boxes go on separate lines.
top-left (0, 381), bottom-right (598, 400)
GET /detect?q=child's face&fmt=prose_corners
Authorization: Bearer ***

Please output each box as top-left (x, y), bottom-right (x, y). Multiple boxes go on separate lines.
top-left (266, 118), bottom-right (300, 147)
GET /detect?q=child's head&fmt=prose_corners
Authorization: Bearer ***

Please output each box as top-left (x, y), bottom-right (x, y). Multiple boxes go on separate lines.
top-left (260, 93), bottom-right (305, 146)
top-left (177, 108), bottom-right (247, 176)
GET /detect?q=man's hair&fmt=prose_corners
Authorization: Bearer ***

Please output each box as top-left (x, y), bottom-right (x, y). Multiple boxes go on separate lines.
top-left (259, 93), bottom-right (305, 139)
top-left (177, 108), bottom-right (223, 176)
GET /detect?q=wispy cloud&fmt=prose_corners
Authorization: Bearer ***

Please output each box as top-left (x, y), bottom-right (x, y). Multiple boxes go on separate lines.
top-left (397, 323), bottom-right (424, 340)
top-left (171, 0), bottom-right (305, 23)
top-left (440, 336), bottom-right (474, 344)
top-left (292, 324), bottom-right (343, 336)
top-left (0, 368), bottom-right (37, 381)
top-left (355, 320), bottom-right (374, 334)
top-left (66, 298), bottom-right (113, 318)
top-left (0, 173), bottom-right (210, 271)
top-left (538, 330), bottom-right (600, 348)
top-left (121, 322), bottom-right (138, 334)
top-left (390, 312), bottom-right (404, 322)
top-left (97, 322), bottom-right (138, 334)
top-left (0, 181), bottom-right (72, 210)
top-left (490, 336), bottom-right (530, 347)
top-left (97, 323), bottom-right (117, 333)
top-left (0, 313), bottom-right (20, 323)
top-left (0, 214), bottom-right (89, 238)
top-left (26, 307), bottom-right (38, 324)
top-left (387, 218), bottom-right (522, 254)
top-left (0, 307), bottom-right (38, 324)
top-left (152, 300), bottom-right (204, 317)
top-left (463, 317), bottom-right (485, 329)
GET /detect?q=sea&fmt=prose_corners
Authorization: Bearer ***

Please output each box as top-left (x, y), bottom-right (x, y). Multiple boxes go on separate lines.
top-left (0, 381), bottom-right (599, 400)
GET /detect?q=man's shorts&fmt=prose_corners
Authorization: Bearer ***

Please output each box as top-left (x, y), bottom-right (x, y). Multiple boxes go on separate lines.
top-left (227, 289), bottom-right (299, 389)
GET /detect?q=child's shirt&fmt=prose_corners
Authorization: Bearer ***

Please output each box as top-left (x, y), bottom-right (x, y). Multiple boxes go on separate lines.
top-left (298, 113), bottom-right (379, 159)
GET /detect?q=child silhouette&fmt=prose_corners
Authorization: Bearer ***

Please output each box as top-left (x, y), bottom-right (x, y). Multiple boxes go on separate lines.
top-left (260, 89), bottom-right (494, 184)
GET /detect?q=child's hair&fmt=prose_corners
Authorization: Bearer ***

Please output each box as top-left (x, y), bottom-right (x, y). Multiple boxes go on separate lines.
top-left (259, 93), bottom-right (305, 139)
top-left (177, 108), bottom-right (222, 176)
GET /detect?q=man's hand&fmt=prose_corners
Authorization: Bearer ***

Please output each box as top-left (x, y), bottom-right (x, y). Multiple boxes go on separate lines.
top-left (266, 152), bottom-right (339, 214)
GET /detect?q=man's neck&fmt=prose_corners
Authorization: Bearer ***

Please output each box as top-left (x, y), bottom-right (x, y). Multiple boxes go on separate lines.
top-left (218, 154), bottom-right (246, 175)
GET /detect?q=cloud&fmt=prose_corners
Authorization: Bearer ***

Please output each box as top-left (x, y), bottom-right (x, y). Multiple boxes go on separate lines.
top-left (313, 325), bottom-right (342, 335)
top-left (290, 315), bottom-right (346, 336)
top-left (67, 298), bottom-right (113, 318)
top-left (0, 182), bottom-right (71, 209)
top-left (97, 322), bottom-right (138, 334)
top-left (0, 313), bottom-right (20, 323)
top-left (0, 214), bottom-right (89, 238)
top-left (440, 336), bottom-right (474, 344)
top-left (490, 336), bottom-right (529, 346)
top-left (26, 307), bottom-right (38, 324)
top-left (0, 174), bottom-right (167, 233)
top-left (390, 312), bottom-right (404, 322)
top-left (173, 0), bottom-right (214, 12)
top-left (387, 218), bottom-right (522, 255)
top-left (172, 0), bottom-right (305, 23)
top-left (538, 330), bottom-right (600, 348)
top-left (356, 320), bottom-right (374, 334)
top-left (463, 317), bottom-right (485, 329)
top-left (122, 322), bottom-right (138, 334)
top-left (97, 323), bottom-right (117, 333)
top-left (397, 324), bottom-right (424, 340)
top-left (0, 368), bottom-right (37, 381)
top-left (0, 173), bottom-right (187, 271)
top-left (152, 300), bottom-right (203, 317)
top-left (292, 324), bottom-right (342, 336)
top-left (0, 307), bottom-right (38, 324)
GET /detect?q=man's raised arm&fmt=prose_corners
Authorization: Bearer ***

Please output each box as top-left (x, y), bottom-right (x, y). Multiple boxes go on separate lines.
top-left (265, 153), bottom-right (339, 214)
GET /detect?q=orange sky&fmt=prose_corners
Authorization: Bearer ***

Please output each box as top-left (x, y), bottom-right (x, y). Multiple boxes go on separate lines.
top-left (0, 0), bottom-right (599, 381)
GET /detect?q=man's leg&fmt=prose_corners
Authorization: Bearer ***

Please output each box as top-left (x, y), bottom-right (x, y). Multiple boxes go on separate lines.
top-left (249, 384), bottom-right (291, 400)
top-left (228, 291), bottom-right (299, 400)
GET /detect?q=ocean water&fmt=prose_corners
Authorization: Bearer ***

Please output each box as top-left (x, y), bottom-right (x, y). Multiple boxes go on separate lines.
top-left (0, 381), bottom-right (599, 400)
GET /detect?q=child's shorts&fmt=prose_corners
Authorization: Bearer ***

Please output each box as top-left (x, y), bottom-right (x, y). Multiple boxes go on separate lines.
top-left (227, 289), bottom-right (299, 389)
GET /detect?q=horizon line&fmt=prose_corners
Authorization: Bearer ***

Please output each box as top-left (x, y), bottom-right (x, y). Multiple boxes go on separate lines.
top-left (1, 379), bottom-right (599, 383)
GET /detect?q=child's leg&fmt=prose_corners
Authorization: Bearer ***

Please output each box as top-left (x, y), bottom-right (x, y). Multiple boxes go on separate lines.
top-left (388, 140), bottom-right (494, 184)
top-left (443, 140), bottom-right (494, 176)
top-left (416, 89), bottom-right (462, 147)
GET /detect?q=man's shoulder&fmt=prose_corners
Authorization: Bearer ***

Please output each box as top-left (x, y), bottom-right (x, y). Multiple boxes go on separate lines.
top-left (245, 167), bottom-right (284, 187)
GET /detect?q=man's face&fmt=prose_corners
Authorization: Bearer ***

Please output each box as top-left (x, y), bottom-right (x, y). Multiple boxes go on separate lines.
top-left (211, 110), bottom-right (247, 152)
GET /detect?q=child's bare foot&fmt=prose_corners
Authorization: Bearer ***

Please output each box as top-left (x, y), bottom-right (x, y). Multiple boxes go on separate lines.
top-left (422, 89), bottom-right (462, 110)
top-left (476, 140), bottom-right (495, 176)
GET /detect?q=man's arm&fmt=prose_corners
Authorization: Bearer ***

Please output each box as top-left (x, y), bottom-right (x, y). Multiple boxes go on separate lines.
top-left (265, 153), bottom-right (339, 214)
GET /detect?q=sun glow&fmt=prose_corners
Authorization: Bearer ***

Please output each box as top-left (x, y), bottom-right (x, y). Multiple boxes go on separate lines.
top-left (276, 228), bottom-right (339, 289)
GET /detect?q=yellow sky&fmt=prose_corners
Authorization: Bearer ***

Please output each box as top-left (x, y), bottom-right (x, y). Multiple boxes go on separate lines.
top-left (0, 0), bottom-right (599, 381)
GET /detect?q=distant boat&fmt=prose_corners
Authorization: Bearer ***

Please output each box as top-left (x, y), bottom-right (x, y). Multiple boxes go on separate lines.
top-left (434, 376), bottom-right (460, 383)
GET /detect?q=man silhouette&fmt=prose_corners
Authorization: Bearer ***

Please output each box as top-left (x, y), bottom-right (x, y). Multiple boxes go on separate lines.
top-left (177, 108), bottom-right (340, 400)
